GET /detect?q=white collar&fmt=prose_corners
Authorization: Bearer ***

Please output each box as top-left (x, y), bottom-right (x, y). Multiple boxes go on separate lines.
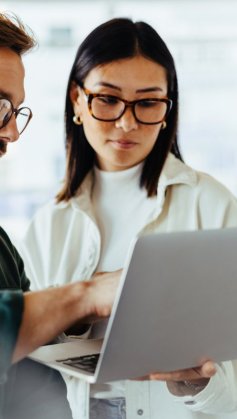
top-left (58, 153), bottom-right (197, 211)
top-left (159, 153), bottom-right (197, 188)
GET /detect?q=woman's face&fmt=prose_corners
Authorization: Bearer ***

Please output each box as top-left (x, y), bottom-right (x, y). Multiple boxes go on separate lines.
top-left (71, 55), bottom-right (168, 171)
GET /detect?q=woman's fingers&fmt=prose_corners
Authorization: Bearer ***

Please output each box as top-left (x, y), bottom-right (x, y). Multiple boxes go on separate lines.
top-left (136, 360), bottom-right (217, 382)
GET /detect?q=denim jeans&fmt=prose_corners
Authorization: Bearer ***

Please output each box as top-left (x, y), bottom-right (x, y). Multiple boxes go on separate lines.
top-left (90, 397), bottom-right (126, 419)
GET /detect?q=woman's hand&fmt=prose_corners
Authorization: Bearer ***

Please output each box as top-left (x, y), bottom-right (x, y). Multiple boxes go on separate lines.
top-left (135, 360), bottom-right (217, 395)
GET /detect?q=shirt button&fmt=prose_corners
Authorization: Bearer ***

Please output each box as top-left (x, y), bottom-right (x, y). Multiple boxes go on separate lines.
top-left (137, 409), bottom-right (143, 415)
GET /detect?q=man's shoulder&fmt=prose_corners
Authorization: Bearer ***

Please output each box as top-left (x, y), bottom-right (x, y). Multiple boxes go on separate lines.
top-left (0, 226), bottom-right (30, 291)
top-left (0, 226), bottom-right (14, 249)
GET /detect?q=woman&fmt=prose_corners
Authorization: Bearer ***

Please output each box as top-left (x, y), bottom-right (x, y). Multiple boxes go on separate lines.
top-left (20, 18), bottom-right (237, 419)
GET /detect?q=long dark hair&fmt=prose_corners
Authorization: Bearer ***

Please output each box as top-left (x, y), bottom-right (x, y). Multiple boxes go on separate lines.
top-left (56, 17), bottom-right (182, 202)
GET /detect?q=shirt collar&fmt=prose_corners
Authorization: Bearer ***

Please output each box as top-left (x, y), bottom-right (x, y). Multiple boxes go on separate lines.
top-left (158, 153), bottom-right (197, 189)
top-left (58, 153), bottom-right (197, 210)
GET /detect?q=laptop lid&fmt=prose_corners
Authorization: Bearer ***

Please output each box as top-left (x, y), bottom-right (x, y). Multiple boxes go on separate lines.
top-left (30, 228), bottom-right (237, 383)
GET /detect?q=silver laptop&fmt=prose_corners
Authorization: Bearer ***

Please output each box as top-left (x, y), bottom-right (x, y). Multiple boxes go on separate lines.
top-left (29, 227), bottom-right (237, 383)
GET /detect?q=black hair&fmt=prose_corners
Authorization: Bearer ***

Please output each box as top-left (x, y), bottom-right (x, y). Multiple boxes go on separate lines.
top-left (57, 17), bottom-right (182, 202)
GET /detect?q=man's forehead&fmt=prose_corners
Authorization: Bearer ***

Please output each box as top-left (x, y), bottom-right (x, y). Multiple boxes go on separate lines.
top-left (0, 47), bottom-right (25, 105)
top-left (0, 46), bottom-right (22, 65)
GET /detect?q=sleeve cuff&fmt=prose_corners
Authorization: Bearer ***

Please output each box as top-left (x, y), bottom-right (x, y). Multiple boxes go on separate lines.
top-left (172, 362), bottom-right (237, 413)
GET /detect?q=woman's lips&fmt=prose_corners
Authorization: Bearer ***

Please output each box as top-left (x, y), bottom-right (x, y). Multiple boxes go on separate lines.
top-left (109, 139), bottom-right (137, 150)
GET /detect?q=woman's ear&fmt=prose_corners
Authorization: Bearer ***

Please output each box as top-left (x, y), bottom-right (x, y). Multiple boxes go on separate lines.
top-left (70, 82), bottom-right (81, 115)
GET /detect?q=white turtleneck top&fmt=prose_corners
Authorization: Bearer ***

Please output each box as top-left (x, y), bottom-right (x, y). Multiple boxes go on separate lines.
top-left (91, 162), bottom-right (157, 399)
top-left (92, 162), bottom-right (157, 272)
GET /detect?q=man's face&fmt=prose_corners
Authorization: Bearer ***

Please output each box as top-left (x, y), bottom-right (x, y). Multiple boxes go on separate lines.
top-left (0, 47), bottom-right (25, 157)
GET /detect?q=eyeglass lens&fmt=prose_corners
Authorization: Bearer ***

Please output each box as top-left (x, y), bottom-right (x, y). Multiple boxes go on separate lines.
top-left (0, 98), bottom-right (31, 134)
top-left (0, 98), bottom-right (12, 127)
top-left (16, 108), bottom-right (32, 134)
top-left (90, 96), bottom-right (169, 123)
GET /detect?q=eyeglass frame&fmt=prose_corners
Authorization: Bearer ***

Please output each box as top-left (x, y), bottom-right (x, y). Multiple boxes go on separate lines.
top-left (81, 87), bottom-right (173, 125)
top-left (0, 97), bottom-right (33, 134)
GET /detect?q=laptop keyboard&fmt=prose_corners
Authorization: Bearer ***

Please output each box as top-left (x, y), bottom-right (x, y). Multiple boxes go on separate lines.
top-left (56, 353), bottom-right (100, 374)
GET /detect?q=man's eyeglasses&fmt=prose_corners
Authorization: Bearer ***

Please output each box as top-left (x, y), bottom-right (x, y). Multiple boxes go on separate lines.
top-left (82, 87), bottom-right (172, 125)
top-left (0, 97), bottom-right (32, 134)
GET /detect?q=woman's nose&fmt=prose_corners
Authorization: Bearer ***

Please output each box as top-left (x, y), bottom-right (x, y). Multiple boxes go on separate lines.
top-left (115, 106), bottom-right (138, 132)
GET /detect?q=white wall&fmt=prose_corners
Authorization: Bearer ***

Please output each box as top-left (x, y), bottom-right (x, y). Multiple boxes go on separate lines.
top-left (1, 0), bottom-right (237, 238)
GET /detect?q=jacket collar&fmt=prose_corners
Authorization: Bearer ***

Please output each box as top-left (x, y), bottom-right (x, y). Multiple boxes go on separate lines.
top-left (58, 153), bottom-right (197, 211)
top-left (158, 153), bottom-right (197, 189)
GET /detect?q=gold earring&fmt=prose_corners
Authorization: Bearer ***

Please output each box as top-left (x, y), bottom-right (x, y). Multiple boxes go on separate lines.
top-left (73, 115), bottom-right (83, 125)
top-left (161, 121), bottom-right (167, 130)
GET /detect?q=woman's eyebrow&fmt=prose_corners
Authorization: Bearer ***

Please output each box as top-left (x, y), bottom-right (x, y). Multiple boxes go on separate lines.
top-left (94, 82), bottom-right (121, 91)
top-left (93, 82), bottom-right (164, 93)
top-left (136, 87), bottom-right (164, 93)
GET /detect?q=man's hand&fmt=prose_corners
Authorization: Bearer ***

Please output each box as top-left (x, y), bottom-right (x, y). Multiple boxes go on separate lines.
top-left (80, 269), bottom-right (122, 322)
top-left (13, 270), bottom-right (122, 363)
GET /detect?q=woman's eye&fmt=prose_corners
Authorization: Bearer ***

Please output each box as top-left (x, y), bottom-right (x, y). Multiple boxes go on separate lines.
top-left (97, 96), bottom-right (119, 105)
top-left (138, 99), bottom-right (158, 108)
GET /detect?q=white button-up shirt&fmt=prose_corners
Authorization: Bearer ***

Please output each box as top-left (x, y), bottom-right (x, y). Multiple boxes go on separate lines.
top-left (19, 154), bottom-right (237, 419)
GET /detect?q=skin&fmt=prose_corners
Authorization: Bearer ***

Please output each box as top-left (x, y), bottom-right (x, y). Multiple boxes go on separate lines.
top-left (14, 270), bottom-right (120, 362)
top-left (0, 46), bottom-right (121, 362)
top-left (71, 54), bottom-right (217, 395)
top-left (0, 47), bottom-right (216, 394)
top-left (0, 47), bottom-right (24, 156)
top-left (70, 55), bottom-right (167, 171)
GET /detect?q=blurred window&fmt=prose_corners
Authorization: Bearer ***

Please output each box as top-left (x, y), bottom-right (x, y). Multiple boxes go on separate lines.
top-left (1, 0), bottom-right (237, 240)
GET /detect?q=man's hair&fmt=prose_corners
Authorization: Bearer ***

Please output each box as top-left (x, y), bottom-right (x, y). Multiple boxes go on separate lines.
top-left (0, 12), bottom-right (36, 55)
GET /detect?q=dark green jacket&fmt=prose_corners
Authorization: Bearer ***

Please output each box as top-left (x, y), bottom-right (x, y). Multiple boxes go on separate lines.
top-left (0, 227), bottom-right (30, 415)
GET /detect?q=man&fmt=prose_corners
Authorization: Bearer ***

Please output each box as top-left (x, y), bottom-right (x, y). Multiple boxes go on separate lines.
top-left (0, 12), bottom-right (119, 419)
